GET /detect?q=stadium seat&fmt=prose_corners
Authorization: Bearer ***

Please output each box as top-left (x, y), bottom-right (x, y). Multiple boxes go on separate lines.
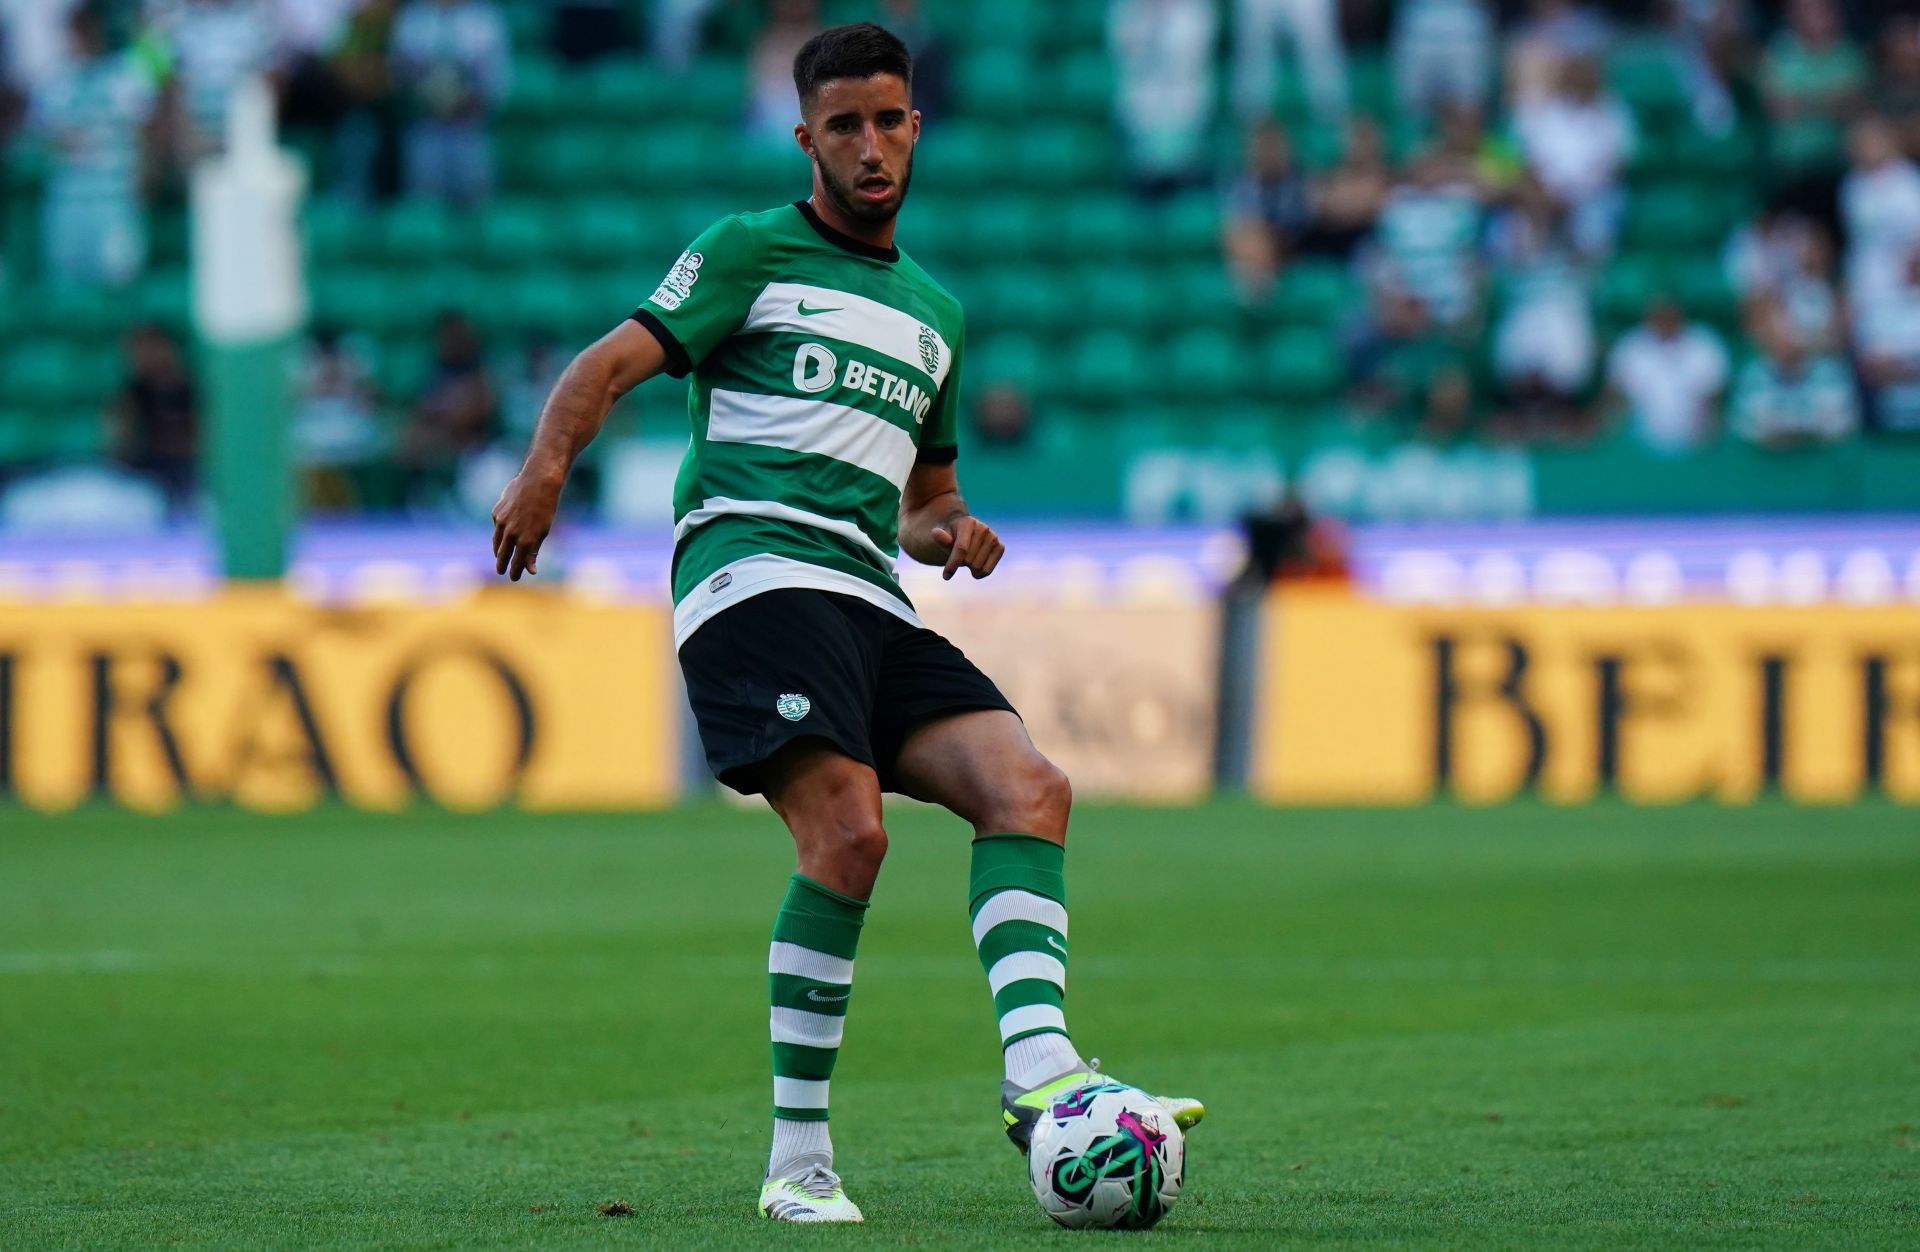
top-left (475, 200), bottom-right (554, 270)
top-left (1275, 261), bottom-right (1359, 327)
top-left (562, 199), bottom-right (651, 264)
top-left (1167, 327), bottom-right (1243, 403)
top-left (958, 49), bottom-right (1034, 121)
top-left (1072, 266), bottom-right (1160, 332)
top-left (382, 199), bottom-right (459, 264)
top-left (135, 269), bottom-right (191, 335)
top-left (1, 341), bottom-right (95, 411)
top-left (1067, 330), bottom-right (1150, 401)
top-left (1262, 328), bottom-right (1343, 400)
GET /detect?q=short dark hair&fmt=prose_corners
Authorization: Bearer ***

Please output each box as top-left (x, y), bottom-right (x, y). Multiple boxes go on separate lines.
top-left (792, 22), bottom-right (911, 109)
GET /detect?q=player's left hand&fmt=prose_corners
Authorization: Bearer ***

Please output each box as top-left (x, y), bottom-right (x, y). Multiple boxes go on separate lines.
top-left (929, 516), bottom-right (1004, 581)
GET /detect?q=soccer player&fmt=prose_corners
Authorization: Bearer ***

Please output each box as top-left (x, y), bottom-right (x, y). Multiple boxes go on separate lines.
top-left (489, 22), bottom-right (1203, 1224)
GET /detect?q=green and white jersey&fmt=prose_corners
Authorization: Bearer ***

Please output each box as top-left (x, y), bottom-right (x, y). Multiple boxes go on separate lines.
top-left (632, 201), bottom-right (964, 648)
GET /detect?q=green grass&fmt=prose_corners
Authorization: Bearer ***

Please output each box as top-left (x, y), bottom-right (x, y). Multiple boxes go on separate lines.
top-left (2, 801), bottom-right (1917, 1249)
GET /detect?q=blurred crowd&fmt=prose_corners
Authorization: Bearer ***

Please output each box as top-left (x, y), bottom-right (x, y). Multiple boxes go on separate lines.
top-left (2, 1), bottom-right (1918, 520)
top-left (1207, 0), bottom-right (1920, 453)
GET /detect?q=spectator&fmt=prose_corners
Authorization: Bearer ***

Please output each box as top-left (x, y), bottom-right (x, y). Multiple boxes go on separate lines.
top-left (1725, 203), bottom-right (1820, 301)
top-left (1222, 121), bottom-right (1313, 304)
top-left (390, 0), bottom-right (511, 206)
top-left (1728, 330), bottom-right (1858, 448)
top-left (1604, 296), bottom-right (1730, 455)
top-left (651, 0), bottom-right (721, 72)
top-left (32, 5), bottom-right (160, 289)
top-left (1109, 0), bottom-right (1217, 198)
top-left (1232, 0), bottom-right (1346, 125)
top-left (1507, 0), bottom-right (1609, 106)
top-left (744, 0), bottom-right (817, 147)
top-left (1661, 0), bottom-right (1747, 137)
top-left (1391, 0), bottom-right (1494, 121)
top-left (1747, 224), bottom-right (1843, 355)
top-left (109, 323), bottom-right (198, 510)
top-left (1347, 286), bottom-right (1475, 439)
top-left (1513, 55), bottom-right (1634, 256)
top-left (322, 0), bottom-right (399, 205)
top-left (1432, 102), bottom-right (1519, 198)
top-left (294, 326), bottom-right (383, 506)
top-left (971, 383), bottom-right (1033, 448)
top-left (1853, 245), bottom-right (1920, 432)
top-left (1487, 181), bottom-right (1595, 438)
top-left (1, 0), bottom-right (82, 102)
top-left (882, 0), bottom-right (949, 120)
top-left (1875, 15), bottom-right (1920, 156)
top-left (500, 328), bottom-right (564, 443)
top-left (1301, 114), bottom-right (1391, 260)
top-left (1761, 0), bottom-right (1867, 174)
top-left (401, 310), bottom-right (496, 498)
top-left (1839, 115), bottom-right (1920, 319)
top-left (158, 0), bottom-right (275, 155)
top-left (1366, 148), bottom-right (1483, 330)
top-left (275, 0), bottom-right (363, 141)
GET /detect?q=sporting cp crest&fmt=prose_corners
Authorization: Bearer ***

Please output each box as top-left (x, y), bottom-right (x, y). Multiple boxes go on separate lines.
top-left (917, 324), bottom-right (940, 375)
top-left (776, 693), bottom-right (812, 722)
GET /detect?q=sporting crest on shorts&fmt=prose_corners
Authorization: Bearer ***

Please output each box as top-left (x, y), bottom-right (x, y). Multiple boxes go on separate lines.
top-left (776, 693), bottom-right (812, 722)
top-left (917, 324), bottom-right (940, 375)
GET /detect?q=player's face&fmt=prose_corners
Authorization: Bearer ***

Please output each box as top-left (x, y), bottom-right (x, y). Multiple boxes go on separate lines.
top-left (797, 73), bottom-right (919, 224)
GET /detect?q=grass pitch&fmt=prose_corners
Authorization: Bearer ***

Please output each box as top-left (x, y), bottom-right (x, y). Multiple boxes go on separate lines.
top-left (2, 800), bottom-right (1917, 1249)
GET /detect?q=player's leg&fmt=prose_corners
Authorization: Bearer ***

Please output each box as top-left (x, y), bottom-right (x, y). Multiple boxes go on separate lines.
top-left (673, 590), bottom-right (885, 1222)
top-left (888, 706), bottom-right (1205, 1153)
top-left (750, 740), bottom-right (885, 1222)
top-left (889, 710), bottom-right (1081, 1084)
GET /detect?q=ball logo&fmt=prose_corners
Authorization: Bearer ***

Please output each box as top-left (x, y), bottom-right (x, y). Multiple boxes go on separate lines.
top-left (792, 342), bottom-right (839, 394)
top-left (776, 693), bottom-right (812, 721)
top-left (917, 324), bottom-right (940, 375)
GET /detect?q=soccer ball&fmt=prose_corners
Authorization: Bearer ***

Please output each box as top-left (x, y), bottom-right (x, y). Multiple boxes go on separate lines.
top-left (1027, 1081), bottom-right (1185, 1229)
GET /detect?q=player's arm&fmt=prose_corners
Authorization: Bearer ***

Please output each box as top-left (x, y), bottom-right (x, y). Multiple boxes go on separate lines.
top-left (899, 460), bottom-right (1004, 581)
top-left (491, 320), bottom-right (667, 580)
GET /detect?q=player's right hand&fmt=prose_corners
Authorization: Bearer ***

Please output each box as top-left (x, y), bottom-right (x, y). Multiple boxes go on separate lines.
top-left (490, 468), bottom-right (563, 581)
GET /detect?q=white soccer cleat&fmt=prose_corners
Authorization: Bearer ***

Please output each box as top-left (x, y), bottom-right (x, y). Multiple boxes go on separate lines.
top-left (758, 1164), bottom-right (865, 1223)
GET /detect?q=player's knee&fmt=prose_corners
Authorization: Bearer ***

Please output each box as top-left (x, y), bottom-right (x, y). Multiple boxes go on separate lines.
top-left (984, 755), bottom-right (1072, 842)
top-left (830, 809), bottom-right (890, 874)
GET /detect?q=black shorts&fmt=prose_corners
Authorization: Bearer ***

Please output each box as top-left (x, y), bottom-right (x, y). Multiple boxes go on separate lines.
top-left (677, 587), bottom-right (1016, 795)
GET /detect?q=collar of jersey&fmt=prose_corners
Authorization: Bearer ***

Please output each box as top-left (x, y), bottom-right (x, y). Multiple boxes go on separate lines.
top-left (794, 200), bottom-right (900, 264)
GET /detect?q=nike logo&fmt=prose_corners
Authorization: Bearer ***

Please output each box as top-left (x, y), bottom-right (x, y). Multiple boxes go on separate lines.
top-left (797, 301), bottom-right (842, 316)
top-left (1046, 935), bottom-right (1067, 955)
top-left (806, 988), bottom-right (850, 1003)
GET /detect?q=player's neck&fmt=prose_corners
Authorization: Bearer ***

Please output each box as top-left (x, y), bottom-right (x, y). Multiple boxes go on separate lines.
top-left (807, 191), bottom-right (897, 252)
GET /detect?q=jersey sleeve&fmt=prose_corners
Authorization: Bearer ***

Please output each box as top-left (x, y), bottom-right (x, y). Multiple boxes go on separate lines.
top-left (917, 322), bottom-right (963, 463)
top-left (629, 215), bottom-right (760, 378)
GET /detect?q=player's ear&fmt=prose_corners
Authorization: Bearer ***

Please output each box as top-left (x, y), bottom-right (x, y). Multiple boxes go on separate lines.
top-left (910, 109), bottom-right (921, 144)
top-left (793, 121), bottom-right (814, 159)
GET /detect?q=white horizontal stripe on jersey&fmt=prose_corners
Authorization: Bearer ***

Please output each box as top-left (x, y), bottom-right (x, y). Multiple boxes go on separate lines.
top-left (773, 1076), bottom-right (830, 1109)
top-left (705, 389), bottom-right (919, 488)
top-left (768, 941), bottom-right (855, 984)
top-left (672, 552), bottom-right (922, 649)
top-left (673, 496), bottom-right (897, 570)
top-left (770, 1006), bottom-right (847, 1048)
top-left (987, 951), bottom-right (1066, 996)
top-left (998, 1004), bottom-right (1067, 1042)
top-left (743, 282), bottom-right (953, 388)
top-left (971, 890), bottom-right (1069, 947)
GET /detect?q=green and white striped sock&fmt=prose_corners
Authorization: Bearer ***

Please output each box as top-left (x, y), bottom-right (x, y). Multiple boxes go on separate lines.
top-left (969, 834), bottom-right (1079, 1082)
top-left (767, 873), bottom-right (866, 1173)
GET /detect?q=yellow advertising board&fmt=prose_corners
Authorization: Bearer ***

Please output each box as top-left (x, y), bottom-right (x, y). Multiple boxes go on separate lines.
top-left (919, 598), bottom-right (1217, 802)
top-left (1254, 588), bottom-right (1920, 804)
top-left (0, 590), bottom-right (678, 812)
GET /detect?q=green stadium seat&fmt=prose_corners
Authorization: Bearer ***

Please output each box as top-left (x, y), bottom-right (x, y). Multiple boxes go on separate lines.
top-left (1167, 327), bottom-right (1242, 402)
top-left (375, 338), bottom-right (435, 400)
top-left (678, 61), bottom-right (747, 116)
top-left (304, 197), bottom-right (367, 264)
top-left (976, 267), bottom-right (1077, 339)
top-left (1061, 194), bottom-right (1139, 259)
top-left (1066, 330), bottom-right (1150, 401)
top-left (1159, 194), bottom-right (1222, 259)
top-left (1623, 184), bottom-right (1735, 253)
top-left (972, 333), bottom-right (1047, 392)
top-left (562, 199), bottom-right (651, 264)
top-left (525, 129), bottom-right (623, 192)
top-left (39, 410), bottom-right (107, 460)
top-left (1275, 260), bottom-right (1359, 326)
top-left (475, 199), bottom-right (554, 270)
top-left (1072, 267), bottom-right (1159, 331)
top-left (1057, 49), bottom-right (1112, 121)
top-left (136, 268), bottom-right (191, 335)
top-left (1, 341), bottom-right (93, 410)
top-left (1609, 41), bottom-right (1689, 125)
top-left (968, 198), bottom-right (1048, 259)
top-left (1162, 264), bottom-right (1241, 332)
top-left (39, 285), bottom-right (127, 341)
top-left (958, 49), bottom-right (1034, 121)
top-left (0, 410), bottom-right (37, 463)
top-left (382, 199), bottom-right (459, 264)
top-left (504, 55), bottom-right (569, 123)
top-left (1262, 327), bottom-right (1343, 400)
top-left (583, 57), bottom-right (671, 120)
top-left (1595, 254), bottom-right (1665, 329)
